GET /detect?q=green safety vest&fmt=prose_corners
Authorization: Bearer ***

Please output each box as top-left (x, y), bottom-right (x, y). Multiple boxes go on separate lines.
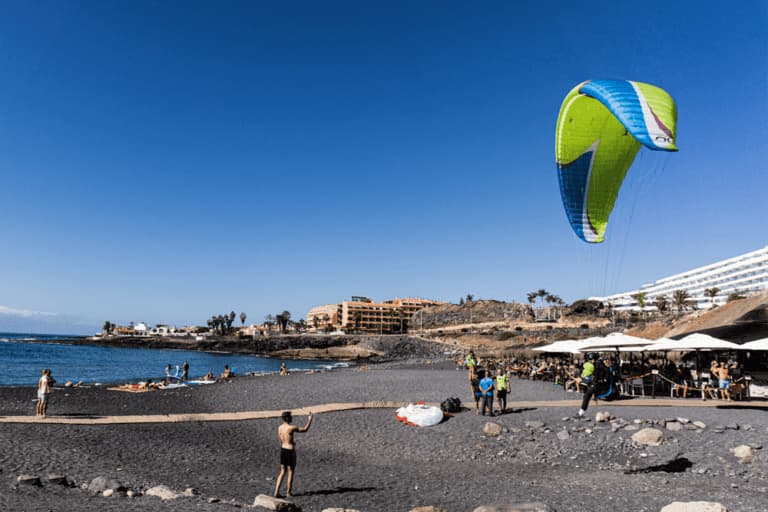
top-left (496, 375), bottom-right (508, 391)
top-left (581, 361), bottom-right (595, 379)
top-left (466, 354), bottom-right (476, 367)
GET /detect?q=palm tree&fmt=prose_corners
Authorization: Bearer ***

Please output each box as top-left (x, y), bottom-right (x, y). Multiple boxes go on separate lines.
top-left (526, 292), bottom-right (537, 308)
top-left (226, 311), bottom-right (236, 332)
top-left (264, 314), bottom-right (275, 332)
top-left (276, 310), bottom-right (291, 332)
top-left (240, 312), bottom-right (247, 326)
top-left (103, 321), bottom-right (112, 335)
top-left (545, 293), bottom-right (556, 320)
top-left (321, 314), bottom-right (331, 332)
top-left (672, 289), bottom-right (691, 313)
top-left (631, 292), bottom-right (647, 319)
top-left (654, 295), bottom-right (669, 315)
top-left (465, 294), bottom-right (474, 302)
top-left (704, 287), bottom-right (720, 306)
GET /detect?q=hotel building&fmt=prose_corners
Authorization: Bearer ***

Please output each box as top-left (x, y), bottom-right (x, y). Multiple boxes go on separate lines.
top-left (307, 296), bottom-right (444, 334)
top-left (595, 245), bottom-right (768, 311)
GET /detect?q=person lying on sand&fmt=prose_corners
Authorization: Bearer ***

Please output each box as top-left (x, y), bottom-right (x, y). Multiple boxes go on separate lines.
top-left (274, 410), bottom-right (313, 498)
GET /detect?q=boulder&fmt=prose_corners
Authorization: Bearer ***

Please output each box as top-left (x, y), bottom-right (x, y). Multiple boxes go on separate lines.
top-left (524, 421), bottom-right (545, 429)
top-left (693, 421), bottom-right (706, 429)
top-left (253, 494), bottom-right (301, 511)
top-left (731, 445), bottom-right (755, 463)
top-left (184, 487), bottom-right (199, 496)
top-left (595, 411), bottom-right (613, 423)
top-left (17, 474), bottom-right (41, 486)
top-left (46, 474), bottom-right (70, 486)
top-left (659, 502), bottom-right (727, 512)
top-left (666, 422), bottom-right (683, 432)
top-left (87, 477), bottom-right (124, 494)
top-left (473, 503), bottom-right (554, 512)
top-left (146, 485), bottom-right (181, 500)
top-left (103, 489), bottom-right (114, 497)
top-left (632, 428), bottom-right (665, 446)
top-left (484, 422), bottom-right (503, 437)
top-left (556, 430), bottom-right (570, 441)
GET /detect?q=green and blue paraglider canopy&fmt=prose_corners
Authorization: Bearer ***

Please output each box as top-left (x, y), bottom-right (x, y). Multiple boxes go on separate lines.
top-left (555, 79), bottom-right (678, 243)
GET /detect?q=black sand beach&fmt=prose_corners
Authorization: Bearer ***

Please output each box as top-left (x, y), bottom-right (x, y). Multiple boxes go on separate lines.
top-left (1, 362), bottom-right (767, 511)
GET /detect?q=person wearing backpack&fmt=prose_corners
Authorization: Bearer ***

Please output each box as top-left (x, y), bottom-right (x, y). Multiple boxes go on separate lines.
top-left (576, 353), bottom-right (606, 418)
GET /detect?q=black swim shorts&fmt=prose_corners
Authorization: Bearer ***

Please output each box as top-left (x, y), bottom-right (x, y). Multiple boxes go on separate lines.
top-left (280, 448), bottom-right (296, 468)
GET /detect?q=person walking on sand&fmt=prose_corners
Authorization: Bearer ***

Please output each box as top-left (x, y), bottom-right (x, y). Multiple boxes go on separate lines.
top-left (182, 360), bottom-right (189, 381)
top-left (36, 369), bottom-right (55, 418)
top-left (274, 410), bottom-right (313, 498)
top-left (576, 353), bottom-right (605, 418)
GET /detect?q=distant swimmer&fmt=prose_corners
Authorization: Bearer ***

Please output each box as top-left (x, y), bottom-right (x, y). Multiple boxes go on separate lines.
top-left (274, 410), bottom-right (313, 498)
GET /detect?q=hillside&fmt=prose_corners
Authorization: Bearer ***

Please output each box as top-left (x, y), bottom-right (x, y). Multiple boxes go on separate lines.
top-left (627, 291), bottom-right (768, 342)
top-left (415, 294), bottom-right (768, 355)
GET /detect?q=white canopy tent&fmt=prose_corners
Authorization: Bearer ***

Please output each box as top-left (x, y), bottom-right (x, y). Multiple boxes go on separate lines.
top-left (740, 338), bottom-right (768, 351)
top-left (642, 333), bottom-right (745, 352)
top-left (578, 332), bottom-right (654, 353)
top-left (533, 338), bottom-right (601, 354)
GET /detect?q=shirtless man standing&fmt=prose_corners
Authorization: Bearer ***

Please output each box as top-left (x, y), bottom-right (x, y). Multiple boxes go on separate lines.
top-left (274, 410), bottom-right (313, 498)
top-left (716, 361), bottom-right (732, 401)
top-left (36, 369), bottom-right (54, 418)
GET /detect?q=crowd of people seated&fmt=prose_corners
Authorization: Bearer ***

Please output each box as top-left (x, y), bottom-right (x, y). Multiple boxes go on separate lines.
top-left (458, 351), bottom-right (750, 401)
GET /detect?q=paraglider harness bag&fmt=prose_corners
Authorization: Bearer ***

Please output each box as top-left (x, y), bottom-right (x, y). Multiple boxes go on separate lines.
top-left (440, 397), bottom-right (462, 413)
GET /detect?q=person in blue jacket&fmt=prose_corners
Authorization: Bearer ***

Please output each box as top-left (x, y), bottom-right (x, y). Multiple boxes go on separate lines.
top-left (478, 369), bottom-right (495, 416)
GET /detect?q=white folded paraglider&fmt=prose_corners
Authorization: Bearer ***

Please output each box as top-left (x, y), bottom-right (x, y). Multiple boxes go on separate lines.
top-left (395, 403), bottom-right (443, 427)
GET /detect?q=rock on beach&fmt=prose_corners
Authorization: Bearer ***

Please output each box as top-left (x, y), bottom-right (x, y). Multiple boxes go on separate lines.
top-left (660, 502), bottom-right (727, 512)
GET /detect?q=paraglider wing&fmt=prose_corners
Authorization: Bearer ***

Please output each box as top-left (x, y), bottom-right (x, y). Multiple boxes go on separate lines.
top-left (555, 80), bottom-right (678, 243)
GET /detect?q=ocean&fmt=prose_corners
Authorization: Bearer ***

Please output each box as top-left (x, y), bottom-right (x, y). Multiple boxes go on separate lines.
top-left (0, 332), bottom-right (344, 386)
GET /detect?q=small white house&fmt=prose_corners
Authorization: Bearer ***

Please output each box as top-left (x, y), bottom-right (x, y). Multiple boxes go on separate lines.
top-left (134, 322), bottom-right (149, 336)
top-left (150, 324), bottom-right (170, 336)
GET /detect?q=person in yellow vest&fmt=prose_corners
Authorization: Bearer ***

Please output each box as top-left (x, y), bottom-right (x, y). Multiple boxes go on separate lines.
top-left (495, 367), bottom-right (510, 414)
top-left (577, 353), bottom-right (603, 418)
top-left (465, 351), bottom-right (477, 372)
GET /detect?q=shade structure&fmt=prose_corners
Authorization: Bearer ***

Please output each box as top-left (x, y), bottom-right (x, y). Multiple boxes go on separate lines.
top-left (643, 333), bottom-right (744, 352)
top-left (533, 338), bottom-right (600, 354)
top-left (740, 338), bottom-right (768, 351)
top-left (578, 332), bottom-right (653, 352)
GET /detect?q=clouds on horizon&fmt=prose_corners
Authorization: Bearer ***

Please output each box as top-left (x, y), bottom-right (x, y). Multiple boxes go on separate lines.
top-left (0, 305), bottom-right (96, 335)
top-left (0, 305), bottom-right (56, 317)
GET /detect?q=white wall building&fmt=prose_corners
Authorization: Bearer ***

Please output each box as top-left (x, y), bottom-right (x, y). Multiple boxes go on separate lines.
top-left (594, 245), bottom-right (768, 311)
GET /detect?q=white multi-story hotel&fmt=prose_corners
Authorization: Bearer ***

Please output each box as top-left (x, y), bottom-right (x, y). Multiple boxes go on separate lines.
top-left (595, 245), bottom-right (768, 311)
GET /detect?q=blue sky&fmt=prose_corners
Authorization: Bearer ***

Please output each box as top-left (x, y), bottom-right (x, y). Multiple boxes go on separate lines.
top-left (1, 1), bottom-right (766, 334)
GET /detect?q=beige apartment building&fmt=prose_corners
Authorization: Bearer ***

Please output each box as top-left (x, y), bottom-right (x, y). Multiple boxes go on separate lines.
top-left (307, 296), bottom-right (444, 334)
